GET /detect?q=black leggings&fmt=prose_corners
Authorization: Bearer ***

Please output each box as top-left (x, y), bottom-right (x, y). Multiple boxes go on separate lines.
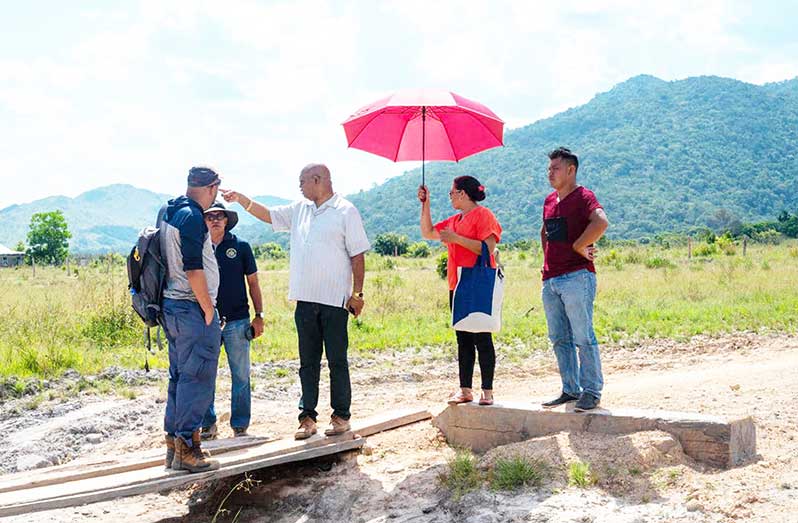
top-left (450, 291), bottom-right (496, 390)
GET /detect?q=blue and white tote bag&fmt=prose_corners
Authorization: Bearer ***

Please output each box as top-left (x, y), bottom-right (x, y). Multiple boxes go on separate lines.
top-left (452, 242), bottom-right (504, 333)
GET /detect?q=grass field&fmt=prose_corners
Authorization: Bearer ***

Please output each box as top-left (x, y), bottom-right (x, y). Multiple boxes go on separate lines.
top-left (2, 241), bottom-right (798, 378)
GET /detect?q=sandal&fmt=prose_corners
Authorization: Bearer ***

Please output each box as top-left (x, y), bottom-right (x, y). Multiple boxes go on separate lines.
top-left (447, 391), bottom-right (473, 405)
top-left (479, 392), bottom-right (494, 406)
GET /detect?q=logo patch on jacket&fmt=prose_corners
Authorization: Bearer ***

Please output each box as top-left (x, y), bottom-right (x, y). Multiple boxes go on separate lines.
top-left (226, 248), bottom-right (237, 259)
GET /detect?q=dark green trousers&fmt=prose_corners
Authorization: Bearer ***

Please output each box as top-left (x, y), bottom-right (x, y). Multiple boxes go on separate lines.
top-left (295, 301), bottom-right (351, 422)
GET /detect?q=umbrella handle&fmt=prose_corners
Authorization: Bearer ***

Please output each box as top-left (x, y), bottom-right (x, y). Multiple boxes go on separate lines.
top-left (422, 106), bottom-right (426, 188)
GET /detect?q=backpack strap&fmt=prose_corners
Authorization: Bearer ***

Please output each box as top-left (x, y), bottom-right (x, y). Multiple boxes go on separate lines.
top-left (155, 203), bottom-right (168, 228)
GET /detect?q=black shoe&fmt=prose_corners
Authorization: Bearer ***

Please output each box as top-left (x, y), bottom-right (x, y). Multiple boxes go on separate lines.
top-left (232, 427), bottom-right (249, 438)
top-left (541, 392), bottom-right (579, 409)
top-left (574, 393), bottom-right (600, 412)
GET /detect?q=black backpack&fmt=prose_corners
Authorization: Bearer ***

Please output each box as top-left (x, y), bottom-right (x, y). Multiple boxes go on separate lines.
top-left (126, 205), bottom-right (167, 370)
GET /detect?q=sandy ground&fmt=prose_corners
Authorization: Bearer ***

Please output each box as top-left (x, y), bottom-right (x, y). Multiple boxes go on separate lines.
top-left (2, 332), bottom-right (797, 522)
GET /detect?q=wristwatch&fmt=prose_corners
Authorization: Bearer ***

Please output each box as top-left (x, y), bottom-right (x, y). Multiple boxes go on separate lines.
top-left (353, 292), bottom-right (364, 299)
top-left (254, 312), bottom-right (265, 319)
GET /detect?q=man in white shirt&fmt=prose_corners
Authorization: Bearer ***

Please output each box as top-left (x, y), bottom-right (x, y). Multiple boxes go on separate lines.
top-left (222, 164), bottom-right (370, 440)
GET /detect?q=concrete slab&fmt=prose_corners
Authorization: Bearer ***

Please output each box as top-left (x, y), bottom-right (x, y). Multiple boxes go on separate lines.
top-left (434, 401), bottom-right (755, 468)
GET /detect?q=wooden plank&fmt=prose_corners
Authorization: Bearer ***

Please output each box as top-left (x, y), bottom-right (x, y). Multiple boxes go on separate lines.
top-left (351, 407), bottom-right (431, 437)
top-left (0, 407), bottom-right (431, 517)
top-left (0, 438), bottom-right (364, 518)
top-left (0, 436), bottom-right (274, 494)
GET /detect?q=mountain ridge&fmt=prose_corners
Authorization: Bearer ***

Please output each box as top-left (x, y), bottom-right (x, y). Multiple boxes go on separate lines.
top-left (3, 74), bottom-right (798, 252)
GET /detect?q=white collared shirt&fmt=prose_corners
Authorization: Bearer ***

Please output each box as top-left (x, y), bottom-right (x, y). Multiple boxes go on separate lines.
top-left (271, 193), bottom-right (371, 308)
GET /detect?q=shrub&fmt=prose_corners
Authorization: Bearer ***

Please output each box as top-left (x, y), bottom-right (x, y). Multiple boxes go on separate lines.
top-left (406, 241), bottom-right (431, 258)
top-left (436, 252), bottom-right (448, 280)
top-left (753, 230), bottom-right (783, 245)
top-left (644, 256), bottom-right (676, 269)
top-left (256, 242), bottom-right (286, 259)
top-left (693, 243), bottom-right (718, 257)
top-left (716, 234), bottom-right (736, 256)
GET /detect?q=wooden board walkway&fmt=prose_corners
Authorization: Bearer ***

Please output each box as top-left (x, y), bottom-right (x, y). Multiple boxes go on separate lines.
top-left (0, 408), bottom-right (431, 517)
top-left (0, 435), bottom-right (274, 495)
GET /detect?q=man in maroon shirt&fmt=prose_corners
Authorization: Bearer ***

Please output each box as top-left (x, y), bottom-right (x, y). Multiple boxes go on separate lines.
top-left (539, 147), bottom-right (609, 412)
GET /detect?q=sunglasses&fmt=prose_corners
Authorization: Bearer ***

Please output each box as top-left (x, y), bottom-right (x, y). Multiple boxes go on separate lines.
top-left (205, 212), bottom-right (227, 222)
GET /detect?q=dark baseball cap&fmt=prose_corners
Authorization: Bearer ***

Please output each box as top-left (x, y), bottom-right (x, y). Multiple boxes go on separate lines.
top-left (187, 166), bottom-right (222, 187)
top-left (204, 201), bottom-right (239, 231)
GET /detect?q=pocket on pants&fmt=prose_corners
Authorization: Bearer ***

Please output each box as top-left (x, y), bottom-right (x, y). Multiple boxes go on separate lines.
top-left (183, 343), bottom-right (219, 380)
top-left (163, 313), bottom-right (179, 339)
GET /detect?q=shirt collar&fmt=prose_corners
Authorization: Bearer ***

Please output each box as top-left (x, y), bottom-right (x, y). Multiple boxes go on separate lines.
top-left (308, 193), bottom-right (340, 215)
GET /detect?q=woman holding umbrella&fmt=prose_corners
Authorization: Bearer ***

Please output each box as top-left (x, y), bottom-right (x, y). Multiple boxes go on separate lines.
top-left (418, 177), bottom-right (502, 405)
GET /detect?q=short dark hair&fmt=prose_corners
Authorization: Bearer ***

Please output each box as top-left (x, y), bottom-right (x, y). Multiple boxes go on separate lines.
top-left (548, 147), bottom-right (579, 172)
top-left (453, 175), bottom-right (486, 202)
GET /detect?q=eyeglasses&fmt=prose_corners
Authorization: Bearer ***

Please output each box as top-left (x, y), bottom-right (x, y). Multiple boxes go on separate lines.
top-left (205, 212), bottom-right (227, 222)
top-left (448, 189), bottom-right (462, 197)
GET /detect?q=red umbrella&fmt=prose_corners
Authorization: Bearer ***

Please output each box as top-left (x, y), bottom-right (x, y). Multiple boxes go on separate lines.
top-left (342, 89), bottom-right (504, 186)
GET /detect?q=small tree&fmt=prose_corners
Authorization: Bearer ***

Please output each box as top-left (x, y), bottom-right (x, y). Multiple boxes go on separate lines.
top-left (27, 210), bottom-right (71, 265)
top-left (373, 233), bottom-right (409, 256)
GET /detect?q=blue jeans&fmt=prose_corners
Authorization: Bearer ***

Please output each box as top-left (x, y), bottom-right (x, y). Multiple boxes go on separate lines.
top-left (162, 298), bottom-right (222, 446)
top-left (202, 318), bottom-right (252, 430)
top-left (541, 269), bottom-right (604, 398)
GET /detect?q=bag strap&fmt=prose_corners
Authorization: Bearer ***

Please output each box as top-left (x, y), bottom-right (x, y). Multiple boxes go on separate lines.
top-left (476, 241), bottom-right (491, 267)
top-left (155, 203), bottom-right (167, 228)
top-left (143, 326), bottom-right (165, 373)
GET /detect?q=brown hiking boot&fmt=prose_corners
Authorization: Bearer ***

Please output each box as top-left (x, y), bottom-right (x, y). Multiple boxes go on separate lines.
top-left (324, 415), bottom-right (351, 436)
top-left (165, 434), bottom-right (175, 469)
top-left (173, 432), bottom-right (220, 473)
top-left (294, 417), bottom-right (317, 440)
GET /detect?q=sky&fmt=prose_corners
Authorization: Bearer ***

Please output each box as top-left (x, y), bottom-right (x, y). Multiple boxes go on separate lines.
top-left (1, 0), bottom-right (796, 209)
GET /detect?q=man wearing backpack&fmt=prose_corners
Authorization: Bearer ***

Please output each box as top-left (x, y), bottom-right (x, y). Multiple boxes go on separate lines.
top-left (160, 167), bottom-right (223, 473)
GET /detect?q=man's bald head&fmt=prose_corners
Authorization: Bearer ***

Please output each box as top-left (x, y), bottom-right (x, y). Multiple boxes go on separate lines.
top-left (299, 163), bottom-right (334, 203)
top-left (301, 163), bottom-right (331, 181)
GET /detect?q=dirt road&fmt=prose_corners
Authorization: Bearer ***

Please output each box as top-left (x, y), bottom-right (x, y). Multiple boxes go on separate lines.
top-left (3, 333), bottom-right (797, 522)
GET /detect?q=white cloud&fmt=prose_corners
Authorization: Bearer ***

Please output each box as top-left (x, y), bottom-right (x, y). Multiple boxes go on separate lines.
top-left (0, 0), bottom-right (795, 209)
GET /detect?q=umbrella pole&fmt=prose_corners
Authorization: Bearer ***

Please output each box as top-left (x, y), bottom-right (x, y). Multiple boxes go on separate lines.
top-left (422, 106), bottom-right (426, 187)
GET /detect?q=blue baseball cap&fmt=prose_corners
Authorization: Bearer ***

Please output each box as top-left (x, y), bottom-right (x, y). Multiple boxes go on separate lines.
top-left (187, 166), bottom-right (222, 187)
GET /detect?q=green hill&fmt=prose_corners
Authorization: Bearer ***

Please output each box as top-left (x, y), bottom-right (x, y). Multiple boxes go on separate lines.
top-left (0, 185), bottom-right (290, 253)
top-left (3, 75), bottom-right (797, 252)
top-left (349, 75), bottom-right (798, 242)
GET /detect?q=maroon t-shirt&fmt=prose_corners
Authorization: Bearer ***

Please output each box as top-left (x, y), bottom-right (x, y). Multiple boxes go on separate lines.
top-left (542, 186), bottom-right (602, 280)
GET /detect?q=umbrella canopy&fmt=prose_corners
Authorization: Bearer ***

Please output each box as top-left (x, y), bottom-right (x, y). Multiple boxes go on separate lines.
top-left (342, 89), bottom-right (504, 165)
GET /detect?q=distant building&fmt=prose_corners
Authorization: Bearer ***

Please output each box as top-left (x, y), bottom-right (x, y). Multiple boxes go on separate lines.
top-left (0, 244), bottom-right (25, 267)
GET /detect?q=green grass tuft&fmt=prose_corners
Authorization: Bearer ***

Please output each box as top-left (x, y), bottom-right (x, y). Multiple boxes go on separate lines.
top-left (568, 461), bottom-right (596, 488)
top-left (490, 456), bottom-right (546, 490)
top-left (441, 448), bottom-right (482, 499)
